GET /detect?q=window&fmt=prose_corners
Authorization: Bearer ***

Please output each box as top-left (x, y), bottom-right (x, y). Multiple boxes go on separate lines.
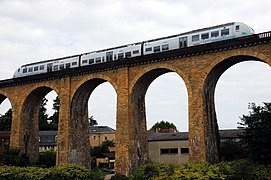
top-left (93, 136), bottom-right (96, 140)
top-left (82, 60), bottom-right (88, 64)
top-left (53, 65), bottom-right (58, 71)
top-left (160, 148), bottom-right (178, 155)
top-left (236, 25), bottom-right (240, 31)
top-left (153, 46), bottom-right (161, 52)
top-left (181, 148), bottom-right (189, 154)
top-left (40, 65), bottom-right (45, 70)
top-left (23, 68), bottom-right (27, 73)
top-left (104, 136), bottom-right (108, 141)
top-left (114, 54), bottom-right (117, 60)
top-left (102, 57), bottom-right (105, 62)
top-left (118, 53), bottom-right (124, 59)
top-left (66, 63), bottom-right (71, 69)
top-left (221, 28), bottom-right (229, 36)
top-left (34, 66), bottom-right (39, 71)
top-left (59, 64), bottom-right (64, 70)
top-left (125, 51), bottom-right (132, 58)
top-left (211, 31), bottom-right (219, 37)
top-left (72, 62), bottom-right (77, 66)
top-left (162, 44), bottom-right (169, 51)
top-left (201, 33), bottom-right (209, 40)
top-left (28, 67), bottom-right (33, 72)
top-left (17, 69), bottom-right (20, 72)
top-left (95, 57), bottom-right (102, 63)
top-left (145, 47), bottom-right (152, 52)
top-left (89, 59), bottom-right (94, 64)
top-left (133, 50), bottom-right (139, 54)
top-left (192, 35), bottom-right (199, 42)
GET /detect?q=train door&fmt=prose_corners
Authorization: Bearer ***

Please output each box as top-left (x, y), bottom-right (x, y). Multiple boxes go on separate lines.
top-left (106, 51), bottom-right (113, 62)
top-left (179, 37), bottom-right (188, 48)
top-left (47, 63), bottom-right (53, 72)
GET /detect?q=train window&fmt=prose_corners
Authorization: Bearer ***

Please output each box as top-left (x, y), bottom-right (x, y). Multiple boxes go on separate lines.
top-left (236, 25), bottom-right (240, 31)
top-left (82, 60), bottom-right (88, 64)
top-left (145, 47), bottom-right (152, 52)
top-left (28, 67), bottom-right (33, 72)
top-left (211, 31), bottom-right (219, 37)
top-left (125, 52), bottom-right (131, 58)
top-left (66, 63), bottom-right (71, 68)
top-left (221, 28), bottom-right (229, 36)
top-left (192, 35), bottom-right (199, 42)
top-left (118, 53), bottom-right (124, 59)
top-left (114, 54), bottom-right (117, 60)
top-left (40, 65), bottom-right (45, 70)
top-left (153, 46), bottom-right (161, 52)
top-left (17, 69), bottom-right (20, 72)
top-left (89, 59), bottom-right (94, 64)
top-left (34, 66), bottom-right (39, 71)
top-left (72, 62), bottom-right (77, 66)
top-left (201, 33), bottom-right (209, 40)
top-left (60, 64), bottom-right (64, 70)
top-left (23, 68), bottom-right (27, 73)
top-left (96, 57), bottom-right (102, 63)
top-left (162, 44), bottom-right (169, 51)
top-left (133, 50), bottom-right (139, 54)
top-left (102, 57), bottom-right (105, 62)
top-left (53, 65), bottom-right (58, 71)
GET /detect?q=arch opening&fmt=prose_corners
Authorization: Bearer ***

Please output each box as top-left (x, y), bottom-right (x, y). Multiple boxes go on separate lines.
top-left (21, 86), bottom-right (60, 164)
top-left (204, 55), bottom-right (271, 163)
top-left (70, 78), bottom-right (116, 168)
top-left (0, 95), bottom-right (12, 147)
top-left (131, 68), bottom-right (189, 166)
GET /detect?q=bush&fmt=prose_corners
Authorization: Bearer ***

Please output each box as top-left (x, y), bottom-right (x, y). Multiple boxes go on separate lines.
top-left (0, 145), bottom-right (29, 167)
top-left (37, 149), bottom-right (56, 168)
top-left (0, 164), bottom-right (102, 180)
top-left (131, 160), bottom-right (271, 180)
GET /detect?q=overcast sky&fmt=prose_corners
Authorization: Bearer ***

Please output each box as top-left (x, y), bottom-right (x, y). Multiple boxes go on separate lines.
top-left (1, 0), bottom-right (271, 131)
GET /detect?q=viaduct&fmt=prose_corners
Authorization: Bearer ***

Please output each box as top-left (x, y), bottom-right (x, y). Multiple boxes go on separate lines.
top-left (0, 32), bottom-right (271, 175)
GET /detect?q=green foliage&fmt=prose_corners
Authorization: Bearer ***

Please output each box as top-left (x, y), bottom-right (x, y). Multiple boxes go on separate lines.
top-left (238, 102), bottom-right (271, 164)
top-left (0, 108), bottom-right (12, 131)
top-left (0, 164), bottom-right (102, 180)
top-left (89, 116), bottom-right (98, 126)
top-left (131, 160), bottom-right (271, 180)
top-left (219, 141), bottom-right (247, 161)
top-left (0, 145), bottom-right (29, 167)
top-left (90, 140), bottom-right (115, 158)
top-left (150, 120), bottom-right (177, 132)
top-left (37, 149), bottom-right (56, 168)
top-left (48, 96), bottom-right (59, 130)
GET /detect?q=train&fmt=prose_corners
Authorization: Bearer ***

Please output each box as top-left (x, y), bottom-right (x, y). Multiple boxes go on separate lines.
top-left (13, 22), bottom-right (254, 78)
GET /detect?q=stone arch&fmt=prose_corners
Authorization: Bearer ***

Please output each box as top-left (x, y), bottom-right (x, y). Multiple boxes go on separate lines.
top-left (130, 64), bottom-right (191, 96)
top-left (69, 77), bottom-right (117, 168)
top-left (20, 86), bottom-right (58, 164)
top-left (129, 65), bottom-right (190, 167)
top-left (203, 54), bottom-right (270, 163)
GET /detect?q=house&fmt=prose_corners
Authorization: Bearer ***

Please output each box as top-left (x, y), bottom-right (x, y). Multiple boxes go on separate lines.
top-left (89, 126), bottom-right (115, 148)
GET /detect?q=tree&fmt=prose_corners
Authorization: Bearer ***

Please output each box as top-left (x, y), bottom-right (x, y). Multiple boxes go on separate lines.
top-left (89, 116), bottom-right (98, 126)
top-left (150, 120), bottom-right (178, 132)
top-left (0, 108), bottom-right (12, 131)
top-left (39, 98), bottom-right (50, 131)
top-left (48, 96), bottom-right (59, 130)
top-left (238, 102), bottom-right (271, 164)
top-left (90, 140), bottom-right (115, 158)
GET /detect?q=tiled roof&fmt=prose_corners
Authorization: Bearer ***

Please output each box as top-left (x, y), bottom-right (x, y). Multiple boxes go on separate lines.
top-left (90, 126), bottom-right (115, 133)
top-left (148, 129), bottom-right (244, 141)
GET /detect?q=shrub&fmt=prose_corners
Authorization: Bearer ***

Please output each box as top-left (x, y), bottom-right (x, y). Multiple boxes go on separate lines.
top-left (37, 149), bottom-right (56, 168)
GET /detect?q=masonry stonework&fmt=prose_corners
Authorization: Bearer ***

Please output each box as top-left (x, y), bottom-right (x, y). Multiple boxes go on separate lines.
top-left (0, 44), bottom-right (270, 175)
